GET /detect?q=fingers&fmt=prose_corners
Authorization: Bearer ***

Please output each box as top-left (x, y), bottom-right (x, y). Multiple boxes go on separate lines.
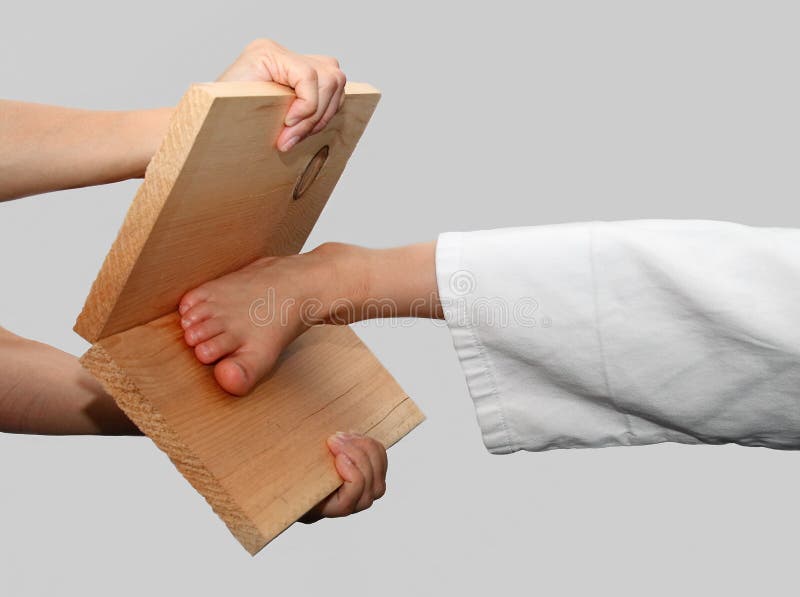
top-left (278, 59), bottom-right (346, 151)
top-left (279, 62), bottom-right (319, 147)
top-left (304, 54), bottom-right (346, 134)
top-left (309, 433), bottom-right (388, 520)
top-left (310, 82), bottom-right (345, 136)
top-left (217, 39), bottom-right (347, 152)
top-left (374, 439), bottom-right (388, 498)
top-left (344, 437), bottom-right (376, 512)
top-left (358, 434), bottom-right (388, 499)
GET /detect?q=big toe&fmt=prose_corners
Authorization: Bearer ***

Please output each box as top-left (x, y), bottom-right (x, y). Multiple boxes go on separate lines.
top-left (214, 348), bottom-right (277, 397)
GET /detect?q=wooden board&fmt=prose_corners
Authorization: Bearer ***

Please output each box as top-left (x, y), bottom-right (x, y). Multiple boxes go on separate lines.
top-left (75, 81), bottom-right (381, 342)
top-left (81, 316), bottom-right (421, 554)
top-left (74, 82), bottom-right (424, 554)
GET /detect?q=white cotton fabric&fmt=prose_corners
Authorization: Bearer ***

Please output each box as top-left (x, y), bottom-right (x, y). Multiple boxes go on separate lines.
top-left (436, 220), bottom-right (800, 454)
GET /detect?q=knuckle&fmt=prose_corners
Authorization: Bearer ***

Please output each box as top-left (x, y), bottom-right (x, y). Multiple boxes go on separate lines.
top-left (321, 75), bottom-right (339, 92)
top-left (299, 64), bottom-right (318, 80)
top-left (247, 38), bottom-right (274, 52)
top-left (375, 482), bottom-right (387, 499)
top-left (359, 437), bottom-right (379, 451)
top-left (313, 117), bottom-right (330, 133)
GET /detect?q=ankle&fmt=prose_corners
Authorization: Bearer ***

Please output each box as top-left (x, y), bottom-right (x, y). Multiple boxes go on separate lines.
top-left (311, 242), bottom-right (373, 325)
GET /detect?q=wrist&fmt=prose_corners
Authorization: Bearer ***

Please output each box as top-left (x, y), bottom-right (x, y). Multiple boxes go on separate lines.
top-left (121, 107), bottom-right (173, 178)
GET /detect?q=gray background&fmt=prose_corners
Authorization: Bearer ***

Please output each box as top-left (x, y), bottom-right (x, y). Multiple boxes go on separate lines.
top-left (1, 1), bottom-right (798, 595)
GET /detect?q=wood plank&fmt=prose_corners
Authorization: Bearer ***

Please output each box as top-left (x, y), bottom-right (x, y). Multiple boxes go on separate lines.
top-left (75, 82), bottom-right (380, 343)
top-left (81, 315), bottom-right (423, 554)
top-left (73, 82), bottom-right (425, 554)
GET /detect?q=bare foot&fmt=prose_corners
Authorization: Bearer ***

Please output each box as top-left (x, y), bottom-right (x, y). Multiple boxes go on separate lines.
top-left (177, 243), bottom-right (366, 396)
top-left (178, 240), bottom-right (441, 396)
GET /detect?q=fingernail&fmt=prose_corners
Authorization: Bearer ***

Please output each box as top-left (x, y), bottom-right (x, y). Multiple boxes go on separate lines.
top-left (329, 432), bottom-right (346, 447)
top-left (181, 318), bottom-right (191, 328)
top-left (282, 136), bottom-right (300, 151)
top-left (285, 116), bottom-right (299, 127)
top-left (179, 303), bottom-right (189, 314)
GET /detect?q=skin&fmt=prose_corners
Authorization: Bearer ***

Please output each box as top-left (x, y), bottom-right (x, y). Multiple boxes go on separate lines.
top-left (0, 326), bottom-right (140, 435)
top-left (0, 38), bottom-right (386, 520)
top-left (179, 241), bottom-right (443, 396)
top-left (0, 38), bottom-right (345, 201)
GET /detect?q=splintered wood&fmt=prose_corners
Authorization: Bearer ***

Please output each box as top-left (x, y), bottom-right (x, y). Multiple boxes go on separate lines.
top-left (75, 82), bottom-right (424, 555)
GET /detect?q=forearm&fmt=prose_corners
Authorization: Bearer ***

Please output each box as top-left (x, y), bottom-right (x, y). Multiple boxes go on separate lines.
top-left (0, 327), bottom-right (140, 435)
top-left (0, 100), bottom-right (172, 201)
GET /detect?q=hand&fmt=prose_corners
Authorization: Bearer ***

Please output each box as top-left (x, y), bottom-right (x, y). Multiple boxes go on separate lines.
top-left (300, 432), bottom-right (388, 523)
top-left (218, 38), bottom-right (347, 152)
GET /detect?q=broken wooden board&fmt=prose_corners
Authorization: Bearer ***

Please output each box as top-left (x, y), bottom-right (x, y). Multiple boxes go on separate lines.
top-left (76, 81), bottom-right (383, 342)
top-left (82, 315), bottom-right (421, 554)
top-left (74, 82), bottom-right (424, 554)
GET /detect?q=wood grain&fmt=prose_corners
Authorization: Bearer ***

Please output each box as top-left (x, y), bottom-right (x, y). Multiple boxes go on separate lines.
top-left (81, 316), bottom-right (422, 554)
top-left (74, 82), bottom-right (424, 554)
top-left (75, 82), bottom-right (380, 343)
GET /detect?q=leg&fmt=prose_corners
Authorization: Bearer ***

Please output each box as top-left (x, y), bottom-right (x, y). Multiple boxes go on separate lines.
top-left (178, 241), bottom-right (441, 396)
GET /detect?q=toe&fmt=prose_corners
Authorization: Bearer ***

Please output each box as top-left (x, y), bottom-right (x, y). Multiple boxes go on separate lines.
top-left (179, 286), bottom-right (212, 316)
top-left (194, 332), bottom-right (240, 365)
top-left (214, 347), bottom-right (278, 396)
top-left (214, 359), bottom-right (251, 396)
top-left (180, 301), bottom-right (215, 329)
top-left (184, 317), bottom-right (226, 347)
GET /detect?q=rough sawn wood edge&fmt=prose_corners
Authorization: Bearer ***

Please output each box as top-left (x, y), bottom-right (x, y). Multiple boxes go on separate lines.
top-left (80, 343), bottom-right (271, 554)
top-left (80, 339), bottom-right (426, 555)
top-left (73, 85), bottom-right (214, 343)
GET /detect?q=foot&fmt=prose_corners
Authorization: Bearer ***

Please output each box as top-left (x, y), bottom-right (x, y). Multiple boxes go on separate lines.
top-left (177, 243), bottom-right (367, 396)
